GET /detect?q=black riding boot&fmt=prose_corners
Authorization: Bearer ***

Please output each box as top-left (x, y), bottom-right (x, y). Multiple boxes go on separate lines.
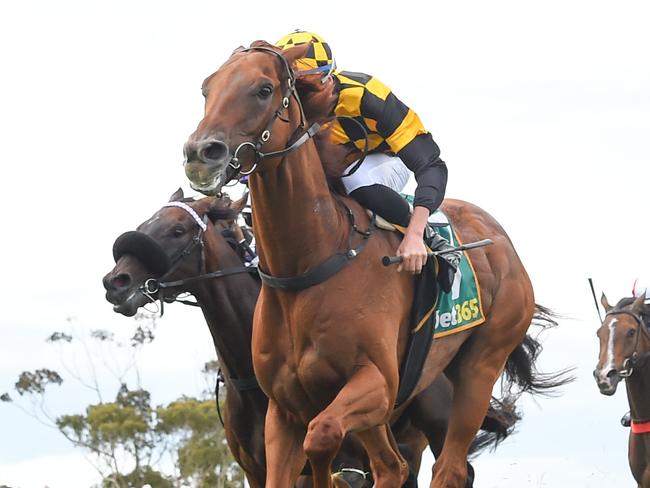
top-left (425, 230), bottom-right (461, 293)
top-left (350, 184), bottom-right (459, 289)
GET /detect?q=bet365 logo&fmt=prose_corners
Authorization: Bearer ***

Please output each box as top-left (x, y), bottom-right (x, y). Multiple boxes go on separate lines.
top-left (435, 298), bottom-right (480, 329)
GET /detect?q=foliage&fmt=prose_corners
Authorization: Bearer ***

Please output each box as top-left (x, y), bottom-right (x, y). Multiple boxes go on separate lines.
top-left (1, 316), bottom-right (243, 487)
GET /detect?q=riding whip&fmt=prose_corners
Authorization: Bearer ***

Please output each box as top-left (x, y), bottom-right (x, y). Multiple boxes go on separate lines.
top-left (587, 277), bottom-right (603, 323)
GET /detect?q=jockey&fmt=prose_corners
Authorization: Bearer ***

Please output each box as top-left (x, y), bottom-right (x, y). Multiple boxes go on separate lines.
top-left (276, 30), bottom-right (460, 288)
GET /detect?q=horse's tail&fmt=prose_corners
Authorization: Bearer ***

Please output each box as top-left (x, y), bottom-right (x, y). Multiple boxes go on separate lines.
top-left (467, 304), bottom-right (574, 457)
top-left (502, 304), bottom-right (575, 398)
top-left (468, 395), bottom-right (520, 457)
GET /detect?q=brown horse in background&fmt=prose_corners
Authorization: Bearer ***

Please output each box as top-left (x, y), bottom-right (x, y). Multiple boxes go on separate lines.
top-left (183, 41), bottom-right (569, 488)
top-left (102, 190), bottom-right (519, 487)
top-left (595, 294), bottom-right (650, 487)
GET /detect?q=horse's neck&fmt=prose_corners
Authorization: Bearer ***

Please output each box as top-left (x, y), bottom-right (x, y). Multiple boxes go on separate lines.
top-left (249, 141), bottom-right (347, 276)
top-left (626, 334), bottom-right (650, 422)
top-left (192, 236), bottom-right (259, 381)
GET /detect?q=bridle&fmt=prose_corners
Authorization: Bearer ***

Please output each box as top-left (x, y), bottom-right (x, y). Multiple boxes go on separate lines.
top-left (196, 46), bottom-right (376, 292)
top-left (225, 46), bottom-right (321, 179)
top-left (604, 309), bottom-right (650, 377)
top-left (137, 201), bottom-right (258, 314)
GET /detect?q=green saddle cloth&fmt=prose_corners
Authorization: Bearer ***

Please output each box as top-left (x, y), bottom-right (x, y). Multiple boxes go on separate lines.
top-left (401, 195), bottom-right (486, 337)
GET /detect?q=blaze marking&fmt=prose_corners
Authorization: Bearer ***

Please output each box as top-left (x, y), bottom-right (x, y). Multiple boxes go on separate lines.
top-left (603, 317), bottom-right (618, 376)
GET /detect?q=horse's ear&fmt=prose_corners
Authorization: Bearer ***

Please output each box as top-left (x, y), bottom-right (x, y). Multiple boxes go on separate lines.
top-left (231, 45), bottom-right (246, 55)
top-left (250, 40), bottom-right (275, 50)
top-left (601, 293), bottom-right (613, 312)
top-left (283, 43), bottom-right (311, 66)
top-left (230, 191), bottom-right (249, 213)
top-left (169, 188), bottom-right (184, 202)
top-left (632, 293), bottom-right (646, 314)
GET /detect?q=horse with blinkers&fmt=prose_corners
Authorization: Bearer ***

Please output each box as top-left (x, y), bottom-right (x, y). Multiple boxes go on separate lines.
top-left (102, 189), bottom-right (518, 487)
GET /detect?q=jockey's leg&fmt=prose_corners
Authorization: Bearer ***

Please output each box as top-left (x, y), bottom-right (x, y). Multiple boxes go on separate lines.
top-left (342, 153), bottom-right (413, 227)
top-left (264, 399), bottom-right (308, 488)
top-left (343, 154), bottom-right (459, 291)
top-left (303, 363), bottom-right (408, 488)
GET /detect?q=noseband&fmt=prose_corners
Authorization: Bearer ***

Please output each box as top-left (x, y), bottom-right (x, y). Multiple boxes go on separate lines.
top-left (604, 309), bottom-right (650, 377)
top-left (138, 201), bottom-right (209, 298)
top-left (117, 201), bottom-right (257, 314)
top-left (223, 47), bottom-right (320, 179)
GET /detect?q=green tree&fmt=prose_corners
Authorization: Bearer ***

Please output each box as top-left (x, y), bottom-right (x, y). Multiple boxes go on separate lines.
top-left (2, 315), bottom-right (243, 487)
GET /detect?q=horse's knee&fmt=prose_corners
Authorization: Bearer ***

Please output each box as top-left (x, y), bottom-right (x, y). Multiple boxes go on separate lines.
top-left (304, 416), bottom-right (344, 462)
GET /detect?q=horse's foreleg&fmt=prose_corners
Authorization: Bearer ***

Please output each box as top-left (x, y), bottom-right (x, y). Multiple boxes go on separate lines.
top-left (356, 424), bottom-right (411, 487)
top-left (629, 430), bottom-right (650, 487)
top-left (264, 399), bottom-right (307, 488)
top-left (431, 344), bottom-right (510, 488)
top-left (303, 364), bottom-right (408, 488)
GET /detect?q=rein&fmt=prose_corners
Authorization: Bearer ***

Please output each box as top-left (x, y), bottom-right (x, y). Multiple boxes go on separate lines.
top-left (135, 201), bottom-right (254, 302)
top-left (224, 48), bottom-right (378, 291)
top-left (136, 201), bottom-right (262, 399)
top-left (226, 46), bottom-right (320, 178)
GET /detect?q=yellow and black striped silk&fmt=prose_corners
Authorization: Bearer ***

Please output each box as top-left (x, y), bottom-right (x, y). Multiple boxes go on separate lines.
top-left (326, 71), bottom-right (433, 158)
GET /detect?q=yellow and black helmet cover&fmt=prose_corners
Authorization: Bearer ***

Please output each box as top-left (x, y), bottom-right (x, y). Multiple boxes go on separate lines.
top-left (276, 30), bottom-right (335, 76)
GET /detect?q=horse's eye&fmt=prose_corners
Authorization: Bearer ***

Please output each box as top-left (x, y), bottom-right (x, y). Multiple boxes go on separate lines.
top-left (627, 328), bottom-right (636, 337)
top-left (258, 85), bottom-right (273, 99)
top-left (172, 225), bottom-right (186, 237)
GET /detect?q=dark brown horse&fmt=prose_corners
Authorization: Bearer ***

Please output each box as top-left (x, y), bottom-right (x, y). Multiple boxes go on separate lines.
top-left (182, 41), bottom-right (570, 488)
top-left (102, 190), bottom-right (519, 487)
top-left (595, 293), bottom-right (650, 487)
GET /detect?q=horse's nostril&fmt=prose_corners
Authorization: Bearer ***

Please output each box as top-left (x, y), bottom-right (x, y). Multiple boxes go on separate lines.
top-left (183, 141), bottom-right (198, 163)
top-left (200, 141), bottom-right (228, 163)
top-left (606, 369), bottom-right (618, 379)
top-left (110, 273), bottom-right (131, 291)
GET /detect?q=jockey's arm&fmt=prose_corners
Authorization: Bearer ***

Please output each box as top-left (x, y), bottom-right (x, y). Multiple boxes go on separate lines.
top-left (361, 76), bottom-right (449, 273)
top-left (371, 79), bottom-right (448, 216)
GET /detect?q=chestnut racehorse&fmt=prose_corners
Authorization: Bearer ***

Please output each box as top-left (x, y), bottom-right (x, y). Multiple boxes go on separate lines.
top-left (102, 189), bottom-right (520, 487)
top-left (183, 41), bottom-right (569, 488)
top-left (594, 293), bottom-right (650, 487)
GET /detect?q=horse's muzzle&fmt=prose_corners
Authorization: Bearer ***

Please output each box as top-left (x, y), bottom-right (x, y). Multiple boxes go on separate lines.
top-left (183, 139), bottom-right (232, 195)
top-left (593, 367), bottom-right (620, 396)
top-left (184, 138), bottom-right (230, 166)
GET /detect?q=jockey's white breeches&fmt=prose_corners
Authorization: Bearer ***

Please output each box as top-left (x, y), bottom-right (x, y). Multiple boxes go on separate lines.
top-left (341, 153), bottom-right (411, 194)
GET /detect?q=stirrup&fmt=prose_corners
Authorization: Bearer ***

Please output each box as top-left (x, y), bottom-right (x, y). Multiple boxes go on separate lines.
top-left (621, 411), bottom-right (631, 427)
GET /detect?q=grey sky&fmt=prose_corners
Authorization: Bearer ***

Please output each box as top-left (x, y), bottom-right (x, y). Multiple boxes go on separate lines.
top-left (1, 0), bottom-right (648, 486)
